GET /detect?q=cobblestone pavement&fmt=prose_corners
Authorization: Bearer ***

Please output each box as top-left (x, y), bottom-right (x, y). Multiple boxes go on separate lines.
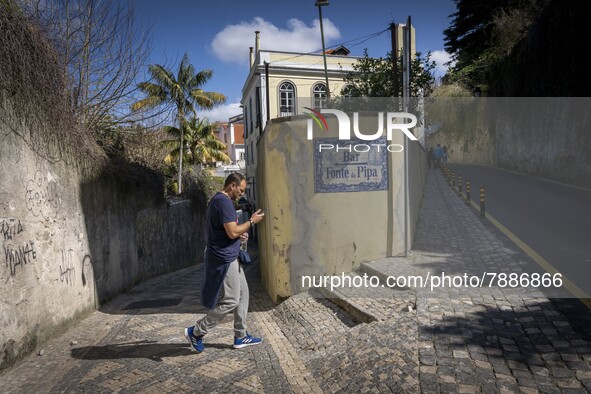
top-left (1, 170), bottom-right (590, 393)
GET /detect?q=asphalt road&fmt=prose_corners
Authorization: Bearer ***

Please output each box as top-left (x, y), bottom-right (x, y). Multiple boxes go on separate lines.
top-left (447, 164), bottom-right (591, 297)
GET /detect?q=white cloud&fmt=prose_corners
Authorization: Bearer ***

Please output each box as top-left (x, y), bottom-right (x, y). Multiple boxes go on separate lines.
top-left (430, 50), bottom-right (455, 77)
top-left (201, 102), bottom-right (242, 123)
top-left (211, 17), bottom-right (341, 64)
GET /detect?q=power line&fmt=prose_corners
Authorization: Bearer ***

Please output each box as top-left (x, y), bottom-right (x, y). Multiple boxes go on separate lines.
top-left (266, 27), bottom-right (390, 66)
top-left (337, 28), bottom-right (389, 50)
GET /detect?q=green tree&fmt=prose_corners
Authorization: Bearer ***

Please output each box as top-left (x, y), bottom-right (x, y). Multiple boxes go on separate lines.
top-left (342, 49), bottom-right (436, 97)
top-left (443, 0), bottom-right (502, 72)
top-left (131, 53), bottom-right (226, 193)
top-left (162, 117), bottom-right (230, 169)
top-left (186, 118), bottom-right (230, 166)
top-left (443, 0), bottom-right (547, 91)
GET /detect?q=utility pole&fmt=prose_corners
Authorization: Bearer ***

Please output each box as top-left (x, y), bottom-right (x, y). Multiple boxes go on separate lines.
top-left (390, 17), bottom-right (414, 256)
top-left (316, 0), bottom-right (331, 103)
top-left (403, 16), bottom-right (413, 256)
top-left (390, 22), bottom-right (399, 97)
top-left (264, 61), bottom-right (270, 123)
top-left (403, 16), bottom-right (412, 103)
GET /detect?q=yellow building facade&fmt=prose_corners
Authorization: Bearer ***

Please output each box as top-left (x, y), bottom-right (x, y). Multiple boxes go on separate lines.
top-left (241, 48), bottom-right (359, 203)
top-left (255, 115), bottom-right (427, 301)
top-left (241, 25), bottom-right (424, 302)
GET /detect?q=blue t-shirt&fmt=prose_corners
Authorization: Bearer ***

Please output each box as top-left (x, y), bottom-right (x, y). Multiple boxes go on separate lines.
top-left (205, 192), bottom-right (240, 264)
top-left (434, 146), bottom-right (443, 159)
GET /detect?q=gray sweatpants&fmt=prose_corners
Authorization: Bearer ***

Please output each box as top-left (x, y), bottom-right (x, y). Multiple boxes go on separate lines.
top-left (194, 259), bottom-right (249, 338)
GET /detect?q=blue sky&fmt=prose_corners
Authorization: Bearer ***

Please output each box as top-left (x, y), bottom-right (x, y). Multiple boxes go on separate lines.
top-left (136, 0), bottom-right (457, 122)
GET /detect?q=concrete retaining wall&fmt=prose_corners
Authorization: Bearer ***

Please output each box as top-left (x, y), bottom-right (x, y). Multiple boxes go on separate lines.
top-left (491, 99), bottom-right (591, 186)
top-left (255, 114), bottom-right (427, 302)
top-left (408, 141), bottom-right (428, 243)
top-left (427, 98), bottom-right (591, 187)
top-left (0, 100), bottom-right (204, 370)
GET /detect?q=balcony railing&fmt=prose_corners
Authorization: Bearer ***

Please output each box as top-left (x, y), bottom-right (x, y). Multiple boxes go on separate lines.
top-left (280, 106), bottom-right (294, 117)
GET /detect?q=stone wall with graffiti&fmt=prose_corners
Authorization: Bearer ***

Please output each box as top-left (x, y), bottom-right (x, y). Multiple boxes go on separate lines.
top-left (0, 100), bottom-right (204, 370)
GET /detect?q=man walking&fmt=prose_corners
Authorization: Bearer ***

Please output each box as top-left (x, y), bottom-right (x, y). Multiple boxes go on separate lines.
top-left (433, 144), bottom-right (443, 169)
top-left (185, 173), bottom-right (265, 352)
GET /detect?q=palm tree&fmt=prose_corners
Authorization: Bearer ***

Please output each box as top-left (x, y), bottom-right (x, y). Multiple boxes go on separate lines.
top-left (187, 118), bottom-right (231, 166)
top-left (163, 117), bottom-right (230, 169)
top-left (131, 53), bottom-right (226, 193)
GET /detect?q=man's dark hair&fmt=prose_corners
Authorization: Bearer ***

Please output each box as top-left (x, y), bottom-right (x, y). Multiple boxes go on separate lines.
top-left (224, 172), bottom-right (245, 188)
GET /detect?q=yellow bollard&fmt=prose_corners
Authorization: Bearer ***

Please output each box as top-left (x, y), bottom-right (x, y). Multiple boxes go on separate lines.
top-left (480, 187), bottom-right (485, 217)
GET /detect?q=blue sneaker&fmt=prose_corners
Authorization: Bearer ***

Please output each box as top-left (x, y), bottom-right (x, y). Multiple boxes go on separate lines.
top-left (233, 333), bottom-right (263, 349)
top-left (184, 327), bottom-right (204, 353)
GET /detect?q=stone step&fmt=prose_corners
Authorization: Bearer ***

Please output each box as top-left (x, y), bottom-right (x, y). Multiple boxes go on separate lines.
top-left (315, 286), bottom-right (379, 324)
top-left (270, 291), bottom-right (359, 357)
top-left (314, 271), bottom-right (416, 323)
top-left (359, 256), bottom-right (430, 285)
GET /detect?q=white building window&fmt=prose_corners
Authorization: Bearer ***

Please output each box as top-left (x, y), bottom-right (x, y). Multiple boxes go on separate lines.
top-left (313, 83), bottom-right (327, 109)
top-left (279, 81), bottom-right (295, 117)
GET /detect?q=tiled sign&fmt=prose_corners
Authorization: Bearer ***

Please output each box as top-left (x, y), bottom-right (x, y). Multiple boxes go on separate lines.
top-left (313, 137), bottom-right (389, 193)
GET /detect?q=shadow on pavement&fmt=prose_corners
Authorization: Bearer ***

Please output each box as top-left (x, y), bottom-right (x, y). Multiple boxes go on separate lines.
top-left (411, 252), bottom-right (591, 343)
top-left (97, 256), bottom-right (277, 316)
top-left (70, 340), bottom-right (236, 360)
top-left (101, 300), bottom-right (210, 316)
top-left (419, 299), bottom-right (591, 370)
top-left (70, 341), bottom-right (193, 360)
